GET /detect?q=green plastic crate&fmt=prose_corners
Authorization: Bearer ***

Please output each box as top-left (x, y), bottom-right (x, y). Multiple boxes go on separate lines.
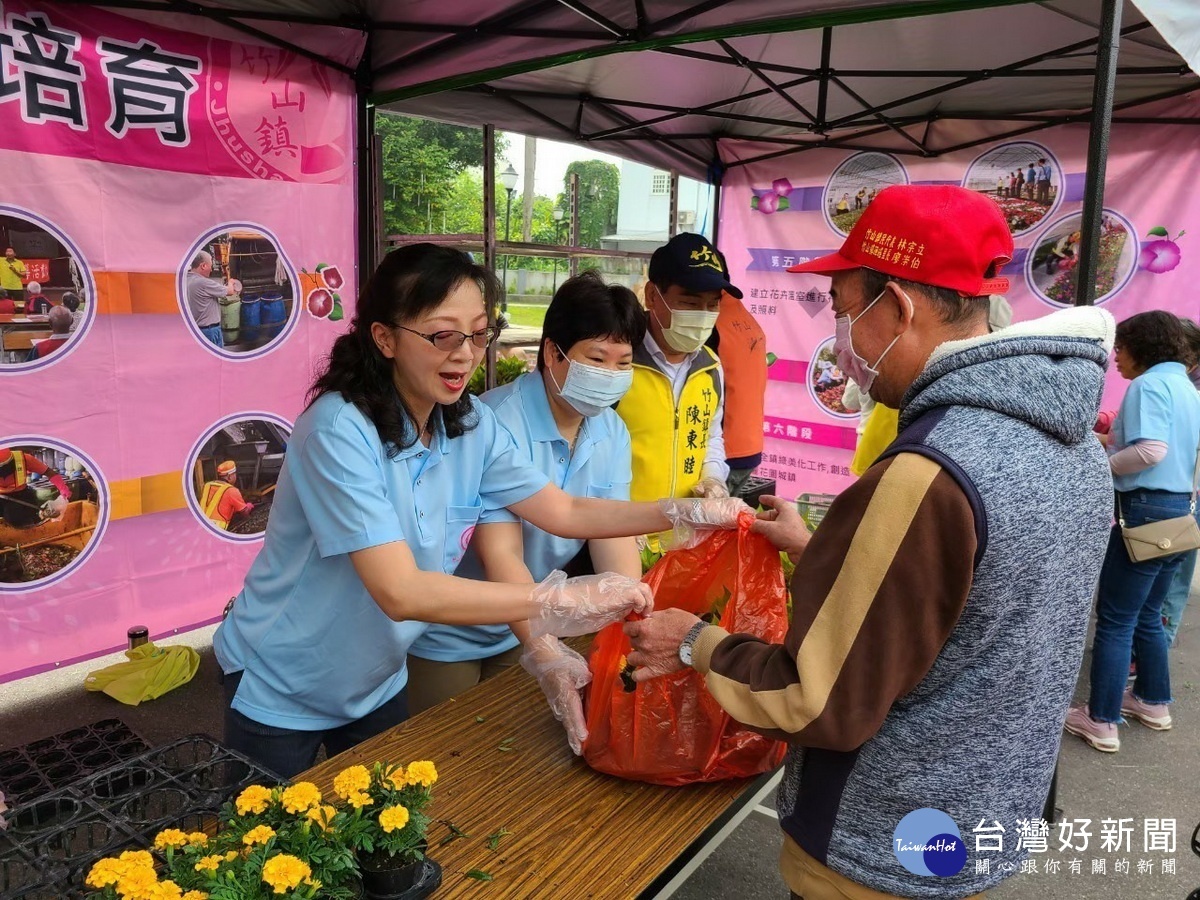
top-left (796, 492), bottom-right (836, 531)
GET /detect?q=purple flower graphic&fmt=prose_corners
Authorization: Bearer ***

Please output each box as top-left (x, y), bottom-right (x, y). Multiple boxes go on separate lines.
top-left (772, 178), bottom-right (793, 197)
top-left (757, 192), bottom-right (780, 215)
top-left (1138, 227), bottom-right (1185, 275)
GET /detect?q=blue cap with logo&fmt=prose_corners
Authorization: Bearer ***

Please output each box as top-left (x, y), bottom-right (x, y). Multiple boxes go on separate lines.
top-left (648, 233), bottom-right (742, 299)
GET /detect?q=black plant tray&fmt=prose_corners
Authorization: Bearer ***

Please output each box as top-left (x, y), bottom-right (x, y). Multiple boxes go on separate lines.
top-left (2, 734), bottom-right (279, 896)
top-left (0, 719), bottom-right (149, 808)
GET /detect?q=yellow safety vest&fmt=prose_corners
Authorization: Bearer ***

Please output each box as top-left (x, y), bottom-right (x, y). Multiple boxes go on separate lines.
top-left (0, 450), bottom-right (28, 493)
top-left (851, 403), bottom-right (900, 476)
top-left (616, 344), bottom-right (723, 502)
top-left (201, 481), bottom-right (233, 530)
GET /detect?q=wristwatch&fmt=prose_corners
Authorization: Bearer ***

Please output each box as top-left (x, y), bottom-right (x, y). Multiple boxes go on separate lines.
top-left (678, 621), bottom-right (708, 667)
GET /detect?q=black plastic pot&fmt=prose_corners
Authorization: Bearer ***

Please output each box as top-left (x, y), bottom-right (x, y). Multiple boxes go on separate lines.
top-left (358, 843), bottom-right (442, 900)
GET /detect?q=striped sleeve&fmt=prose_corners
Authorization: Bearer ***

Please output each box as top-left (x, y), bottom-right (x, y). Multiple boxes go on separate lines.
top-left (691, 452), bottom-right (977, 751)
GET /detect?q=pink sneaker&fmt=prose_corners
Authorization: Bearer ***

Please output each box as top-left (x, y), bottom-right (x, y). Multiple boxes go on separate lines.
top-left (1121, 690), bottom-right (1173, 730)
top-left (1064, 706), bottom-right (1120, 753)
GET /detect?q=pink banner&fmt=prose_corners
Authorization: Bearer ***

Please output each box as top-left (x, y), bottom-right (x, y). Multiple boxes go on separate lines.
top-left (719, 114), bottom-right (1200, 501)
top-left (0, 3), bottom-right (358, 682)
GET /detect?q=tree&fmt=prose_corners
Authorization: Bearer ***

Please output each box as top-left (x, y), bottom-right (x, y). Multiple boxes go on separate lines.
top-left (376, 113), bottom-right (506, 237)
top-left (563, 160), bottom-right (620, 248)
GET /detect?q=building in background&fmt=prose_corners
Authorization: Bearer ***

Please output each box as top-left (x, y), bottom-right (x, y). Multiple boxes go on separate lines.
top-left (601, 161), bottom-right (714, 252)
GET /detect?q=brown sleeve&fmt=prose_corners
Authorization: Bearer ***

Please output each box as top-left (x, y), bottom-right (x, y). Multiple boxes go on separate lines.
top-left (691, 452), bottom-right (977, 751)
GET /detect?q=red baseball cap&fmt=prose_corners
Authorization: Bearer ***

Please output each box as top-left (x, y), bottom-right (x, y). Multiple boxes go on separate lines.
top-left (787, 185), bottom-right (1014, 296)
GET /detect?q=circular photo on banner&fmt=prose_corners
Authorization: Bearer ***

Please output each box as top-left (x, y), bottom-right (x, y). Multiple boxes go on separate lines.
top-left (807, 337), bottom-right (856, 420)
top-left (824, 152), bottom-right (909, 237)
top-left (0, 438), bottom-right (108, 590)
top-left (0, 206), bottom-right (96, 374)
top-left (1026, 209), bottom-right (1138, 307)
top-left (963, 142), bottom-right (1062, 236)
top-left (185, 414), bottom-right (292, 541)
top-left (178, 224), bottom-right (298, 359)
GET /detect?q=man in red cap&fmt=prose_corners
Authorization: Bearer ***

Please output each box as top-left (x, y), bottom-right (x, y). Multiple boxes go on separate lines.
top-left (0, 447), bottom-right (71, 528)
top-left (201, 460), bottom-right (254, 531)
top-left (626, 185), bottom-right (1116, 898)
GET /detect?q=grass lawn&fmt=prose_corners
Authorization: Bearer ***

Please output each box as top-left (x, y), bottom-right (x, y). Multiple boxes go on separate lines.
top-left (504, 303), bottom-right (548, 328)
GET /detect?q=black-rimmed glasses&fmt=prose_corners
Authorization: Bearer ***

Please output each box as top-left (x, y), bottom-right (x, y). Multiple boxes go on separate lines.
top-left (395, 325), bottom-right (499, 352)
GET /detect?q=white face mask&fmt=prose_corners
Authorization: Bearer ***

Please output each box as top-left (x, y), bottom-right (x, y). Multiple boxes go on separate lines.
top-left (833, 288), bottom-right (911, 395)
top-left (652, 290), bottom-right (718, 353)
top-left (548, 346), bottom-right (633, 417)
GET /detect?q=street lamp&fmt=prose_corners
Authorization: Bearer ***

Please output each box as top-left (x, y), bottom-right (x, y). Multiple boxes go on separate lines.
top-left (551, 206), bottom-right (565, 295)
top-left (499, 162), bottom-right (519, 313)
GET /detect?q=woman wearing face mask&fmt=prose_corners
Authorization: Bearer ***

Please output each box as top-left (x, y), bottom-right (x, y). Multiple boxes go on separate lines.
top-left (214, 245), bottom-right (745, 777)
top-left (406, 273), bottom-right (645, 747)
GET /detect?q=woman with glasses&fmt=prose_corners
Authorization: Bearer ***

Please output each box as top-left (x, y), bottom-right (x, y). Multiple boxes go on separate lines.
top-left (406, 272), bottom-right (646, 750)
top-left (214, 244), bottom-right (744, 777)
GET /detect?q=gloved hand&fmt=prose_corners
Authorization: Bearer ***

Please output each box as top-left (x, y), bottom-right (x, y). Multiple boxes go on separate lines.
top-left (521, 634), bottom-right (592, 754)
top-left (529, 571), bottom-right (653, 639)
top-left (40, 495), bottom-right (68, 521)
top-left (243, 503), bottom-right (255, 515)
top-left (692, 476), bottom-right (730, 499)
top-left (658, 496), bottom-right (753, 549)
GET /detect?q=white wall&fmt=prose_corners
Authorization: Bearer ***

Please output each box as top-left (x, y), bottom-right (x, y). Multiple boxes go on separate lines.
top-left (613, 160), bottom-right (714, 239)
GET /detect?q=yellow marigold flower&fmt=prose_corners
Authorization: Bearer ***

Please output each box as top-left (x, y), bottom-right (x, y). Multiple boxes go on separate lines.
top-left (86, 858), bottom-right (125, 889)
top-left (194, 854), bottom-right (225, 874)
top-left (152, 880), bottom-right (184, 900)
top-left (346, 790), bottom-right (373, 809)
top-left (280, 781), bottom-right (323, 814)
top-left (306, 804), bottom-right (337, 831)
top-left (261, 854), bottom-right (313, 895)
top-left (405, 760), bottom-right (438, 788)
top-left (115, 865), bottom-right (158, 900)
top-left (153, 828), bottom-right (190, 851)
top-left (225, 851), bottom-right (240, 861)
top-left (235, 784), bottom-right (274, 816)
top-left (333, 764), bottom-right (371, 799)
top-left (378, 804), bottom-right (410, 833)
top-left (242, 824), bottom-right (277, 846)
top-left (185, 832), bottom-right (209, 847)
top-left (384, 764), bottom-right (410, 789)
top-left (182, 893), bottom-right (209, 900)
top-left (118, 849), bottom-right (156, 869)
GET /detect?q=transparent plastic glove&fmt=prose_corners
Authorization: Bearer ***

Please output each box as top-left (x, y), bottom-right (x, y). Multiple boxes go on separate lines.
top-left (529, 570), bottom-right (653, 639)
top-left (692, 476), bottom-right (730, 499)
top-left (521, 634), bottom-right (592, 754)
top-left (40, 495), bottom-right (68, 521)
top-left (658, 496), bottom-right (753, 549)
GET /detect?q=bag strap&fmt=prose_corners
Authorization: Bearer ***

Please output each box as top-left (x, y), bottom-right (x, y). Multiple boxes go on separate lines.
top-left (1119, 447), bottom-right (1200, 526)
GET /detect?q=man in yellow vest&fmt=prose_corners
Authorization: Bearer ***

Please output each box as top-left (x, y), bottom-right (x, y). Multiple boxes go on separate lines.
top-left (201, 460), bottom-right (254, 531)
top-left (617, 233), bottom-right (738, 510)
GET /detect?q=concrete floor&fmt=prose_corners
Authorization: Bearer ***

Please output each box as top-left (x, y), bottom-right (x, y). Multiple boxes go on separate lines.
top-left (3, 575), bottom-right (1199, 900)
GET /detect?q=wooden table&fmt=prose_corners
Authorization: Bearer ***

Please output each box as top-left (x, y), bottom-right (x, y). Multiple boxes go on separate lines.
top-left (300, 660), bottom-right (778, 899)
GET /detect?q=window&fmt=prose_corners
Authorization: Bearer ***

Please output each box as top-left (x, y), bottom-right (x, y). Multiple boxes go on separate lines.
top-left (651, 172), bottom-right (670, 195)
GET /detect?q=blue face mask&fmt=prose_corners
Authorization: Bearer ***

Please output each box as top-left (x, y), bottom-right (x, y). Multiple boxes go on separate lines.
top-left (549, 345), bottom-right (633, 417)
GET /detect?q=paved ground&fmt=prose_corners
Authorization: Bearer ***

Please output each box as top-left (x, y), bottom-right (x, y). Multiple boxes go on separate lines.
top-left (2, 574), bottom-right (1198, 899)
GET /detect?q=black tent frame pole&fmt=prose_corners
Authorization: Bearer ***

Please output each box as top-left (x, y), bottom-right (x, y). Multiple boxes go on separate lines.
top-left (354, 44), bottom-right (377, 290)
top-left (1074, 0), bottom-right (1123, 307)
top-left (484, 125), bottom-right (499, 391)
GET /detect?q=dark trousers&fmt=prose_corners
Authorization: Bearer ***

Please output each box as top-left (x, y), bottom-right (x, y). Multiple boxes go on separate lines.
top-left (1037, 179), bottom-right (1051, 204)
top-left (222, 670), bottom-right (410, 779)
top-left (0, 487), bottom-right (43, 528)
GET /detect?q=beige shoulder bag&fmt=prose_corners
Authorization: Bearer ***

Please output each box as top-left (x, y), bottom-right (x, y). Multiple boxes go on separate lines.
top-left (1118, 449), bottom-right (1200, 562)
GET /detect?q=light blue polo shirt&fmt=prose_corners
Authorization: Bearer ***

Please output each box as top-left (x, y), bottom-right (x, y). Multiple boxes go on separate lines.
top-left (213, 392), bottom-right (550, 729)
top-left (1111, 362), bottom-right (1200, 493)
top-left (409, 371), bottom-right (633, 663)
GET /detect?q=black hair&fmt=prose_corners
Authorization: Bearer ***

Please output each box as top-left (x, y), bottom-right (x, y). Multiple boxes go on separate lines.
top-left (859, 268), bottom-right (988, 329)
top-left (1178, 316), bottom-right (1200, 369)
top-left (1115, 311), bottom-right (1190, 371)
top-left (61, 292), bottom-right (80, 312)
top-left (308, 243), bottom-right (500, 454)
top-left (537, 270), bottom-right (646, 370)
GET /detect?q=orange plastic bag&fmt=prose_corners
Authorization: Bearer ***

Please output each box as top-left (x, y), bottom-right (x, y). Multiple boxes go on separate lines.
top-left (582, 521), bottom-right (789, 785)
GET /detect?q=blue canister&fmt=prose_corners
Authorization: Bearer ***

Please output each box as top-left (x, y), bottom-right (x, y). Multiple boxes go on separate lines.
top-left (259, 291), bottom-right (286, 341)
top-left (240, 295), bottom-right (262, 343)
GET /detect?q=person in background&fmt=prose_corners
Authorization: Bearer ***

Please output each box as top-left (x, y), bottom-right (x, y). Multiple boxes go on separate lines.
top-left (624, 185), bottom-right (1115, 899)
top-left (1037, 157), bottom-right (1053, 205)
top-left (61, 292), bottom-right (84, 332)
top-left (707, 289), bottom-right (767, 498)
top-left (26, 306), bottom-right (72, 361)
top-left (1065, 312), bottom-right (1200, 752)
top-left (25, 282), bottom-right (50, 315)
top-left (0, 248), bottom-right (26, 306)
top-left (1026, 162), bottom-right (1038, 199)
top-left (406, 273), bottom-right (645, 746)
top-left (616, 232), bottom-right (733, 520)
top-left (1160, 316), bottom-right (1200, 646)
top-left (186, 250), bottom-right (237, 348)
top-left (201, 460), bottom-right (255, 532)
top-left (1015, 166), bottom-right (1025, 198)
top-left (213, 243), bottom-right (744, 777)
top-left (0, 447), bottom-right (70, 528)
top-left (0, 289), bottom-right (14, 316)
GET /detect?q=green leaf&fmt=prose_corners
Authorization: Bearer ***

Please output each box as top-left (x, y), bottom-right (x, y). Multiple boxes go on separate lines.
top-left (486, 827), bottom-right (512, 851)
top-left (766, 352), bottom-right (777, 366)
top-left (1147, 226), bottom-right (1169, 237)
top-left (475, 715), bottom-right (486, 723)
top-left (466, 869), bottom-right (494, 881)
top-left (328, 301), bottom-right (344, 322)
